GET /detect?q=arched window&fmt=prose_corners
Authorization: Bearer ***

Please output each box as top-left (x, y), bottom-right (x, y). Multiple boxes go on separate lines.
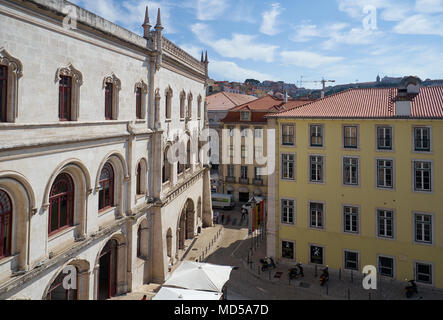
top-left (49, 173), bottom-right (74, 235)
top-left (99, 163), bottom-right (114, 212)
top-left (177, 146), bottom-right (184, 175)
top-left (180, 91), bottom-right (186, 120)
top-left (105, 82), bottom-right (113, 120)
top-left (46, 267), bottom-right (78, 300)
top-left (135, 80), bottom-right (148, 120)
top-left (163, 148), bottom-right (171, 184)
top-left (197, 95), bottom-right (202, 119)
top-left (136, 162), bottom-right (142, 195)
top-left (136, 87), bottom-right (142, 120)
top-left (59, 76), bottom-right (72, 121)
top-left (103, 74), bottom-right (121, 120)
top-left (0, 66), bottom-right (7, 123)
top-left (187, 93), bottom-right (193, 119)
top-left (137, 225), bottom-right (142, 258)
top-left (0, 190), bottom-right (12, 258)
top-left (165, 87), bottom-right (172, 120)
top-left (186, 140), bottom-right (191, 170)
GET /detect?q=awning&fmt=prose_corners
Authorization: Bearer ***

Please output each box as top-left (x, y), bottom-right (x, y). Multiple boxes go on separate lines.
top-left (163, 261), bottom-right (234, 293)
top-left (153, 287), bottom-right (222, 300)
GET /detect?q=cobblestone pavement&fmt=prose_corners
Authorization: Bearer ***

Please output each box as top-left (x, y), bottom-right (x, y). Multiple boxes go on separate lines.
top-left (116, 206), bottom-right (443, 300)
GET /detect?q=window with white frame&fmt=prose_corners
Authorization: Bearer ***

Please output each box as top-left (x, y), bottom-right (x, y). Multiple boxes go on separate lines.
top-left (282, 154), bottom-right (295, 180)
top-left (343, 157), bottom-right (359, 186)
top-left (414, 161), bottom-right (432, 192)
top-left (240, 166), bottom-right (248, 179)
top-left (281, 199), bottom-right (295, 224)
top-left (415, 213), bottom-right (432, 244)
top-left (378, 256), bottom-right (394, 278)
top-left (254, 127), bottom-right (263, 138)
top-left (282, 241), bottom-right (294, 260)
top-left (377, 126), bottom-right (393, 150)
top-left (310, 203), bottom-right (324, 229)
top-left (344, 206), bottom-right (359, 234)
top-left (310, 156), bottom-right (324, 183)
top-left (344, 251), bottom-right (359, 271)
top-left (282, 124), bottom-right (295, 146)
top-left (377, 210), bottom-right (394, 239)
top-left (254, 167), bottom-right (263, 179)
top-left (344, 126), bottom-right (358, 148)
top-left (240, 111), bottom-right (250, 121)
top-left (310, 125), bottom-right (323, 147)
top-left (377, 159), bottom-right (394, 189)
top-left (414, 127), bottom-right (431, 152)
top-left (416, 262), bottom-right (432, 284)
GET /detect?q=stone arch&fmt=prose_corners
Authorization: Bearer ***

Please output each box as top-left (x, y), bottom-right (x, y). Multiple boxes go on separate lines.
top-left (42, 159), bottom-right (91, 239)
top-left (93, 233), bottom-right (127, 300)
top-left (95, 152), bottom-right (128, 218)
top-left (134, 80), bottom-right (148, 120)
top-left (177, 198), bottom-right (195, 251)
top-left (0, 172), bottom-right (36, 271)
top-left (136, 218), bottom-right (149, 258)
top-left (135, 157), bottom-right (148, 197)
top-left (42, 259), bottom-right (90, 300)
top-left (162, 143), bottom-right (173, 184)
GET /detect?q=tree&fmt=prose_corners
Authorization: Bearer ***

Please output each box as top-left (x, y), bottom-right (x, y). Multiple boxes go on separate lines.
top-left (245, 79), bottom-right (260, 86)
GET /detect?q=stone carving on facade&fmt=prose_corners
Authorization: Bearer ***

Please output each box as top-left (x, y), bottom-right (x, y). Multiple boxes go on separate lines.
top-left (55, 64), bottom-right (83, 121)
top-left (102, 73), bottom-right (121, 120)
top-left (0, 49), bottom-right (23, 122)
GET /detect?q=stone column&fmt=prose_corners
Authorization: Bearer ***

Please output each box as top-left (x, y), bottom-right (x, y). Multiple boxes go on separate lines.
top-left (202, 168), bottom-right (213, 228)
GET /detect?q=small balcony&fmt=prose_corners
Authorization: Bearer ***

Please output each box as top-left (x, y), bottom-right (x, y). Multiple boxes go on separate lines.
top-left (253, 178), bottom-right (264, 186)
top-left (239, 178), bottom-right (249, 185)
top-left (225, 176), bottom-right (236, 183)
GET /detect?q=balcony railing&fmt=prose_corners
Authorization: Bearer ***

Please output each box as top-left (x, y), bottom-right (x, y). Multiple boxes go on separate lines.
top-left (253, 178), bottom-right (264, 186)
top-left (225, 176), bottom-right (236, 183)
top-left (239, 178), bottom-right (249, 185)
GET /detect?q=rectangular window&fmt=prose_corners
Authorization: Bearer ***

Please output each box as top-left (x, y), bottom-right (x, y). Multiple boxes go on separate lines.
top-left (377, 126), bottom-right (392, 150)
top-left (136, 87), bottom-right (142, 119)
top-left (343, 157), bottom-right (359, 186)
top-left (241, 126), bottom-right (249, 137)
top-left (344, 251), bottom-right (359, 271)
top-left (310, 125), bottom-right (323, 147)
top-left (344, 206), bottom-right (359, 234)
top-left (282, 241), bottom-right (294, 260)
top-left (310, 245), bottom-right (324, 265)
top-left (414, 127), bottom-right (431, 152)
top-left (416, 262), bottom-right (432, 284)
top-left (377, 210), bottom-right (394, 239)
top-left (281, 199), bottom-right (295, 224)
top-left (240, 111), bottom-right (250, 121)
top-left (310, 203), bottom-right (324, 229)
top-left (105, 82), bottom-right (113, 120)
top-left (414, 161), bottom-right (432, 192)
top-left (240, 166), bottom-right (248, 179)
top-left (310, 156), bottom-right (324, 183)
top-left (282, 154), bottom-right (295, 180)
top-left (378, 256), bottom-right (394, 278)
top-left (0, 66), bottom-right (8, 123)
top-left (227, 165), bottom-right (235, 177)
top-left (282, 125), bottom-right (295, 146)
top-left (58, 76), bottom-right (72, 121)
top-left (254, 127), bottom-right (263, 138)
top-left (377, 159), bottom-right (393, 188)
top-left (254, 167), bottom-right (262, 179)
top-left (415, 213), bottom-right (432, 244)
top-left (344, 126), bottom-right (358, 148)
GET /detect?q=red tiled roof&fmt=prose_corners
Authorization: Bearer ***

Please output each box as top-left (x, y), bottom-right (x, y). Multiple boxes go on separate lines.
top-left (269, 87), bottom-right (443, 118)
top-left (206, 92), bottom-right (257, 111)
top-left (229, 95), bottom-right (282, 112)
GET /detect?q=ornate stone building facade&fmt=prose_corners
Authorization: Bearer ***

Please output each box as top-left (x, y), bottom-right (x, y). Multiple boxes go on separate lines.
top-left (0, 0), bottom-right (212, 300)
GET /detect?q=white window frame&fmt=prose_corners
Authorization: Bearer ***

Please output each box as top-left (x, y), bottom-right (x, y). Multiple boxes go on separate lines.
top-left (413, 126), bottom-right (432, 153)
top-left (343, 156), bottom-right (360, 187)
top-left (376, 209), bottom-right (395, 240)
top-left (309, 155), bottom-right (325, 183)
top-left (343, 249), bottom-right (360, 271)
top-left (376, 158), bottom-right (395, 190)
top-left (415, 261), bottom-right (434, 285)
top-left (376, 125), bottom-right (393, 151)
top-left (281, 199), bottom-right (296, 225)
top-left (413, 160), bottom-right (433, 193)
top-left (343, 125), bottom-right (359, 149)
top-left (377, 255), bottom-right (396, 278)
top-left (281, 124), bottom-right (295, 146)
top-left (309, 201), bottom-right (325, 230)
top-left (413, 212), bottom-right (433, 245)
top-left (281, 154), bottom-right (296, 181)
top-left (310, 124), bottom-right (324, 148)
top-left (240, 111), bottom-right (251, 121)
top-left (343, 205), bottom-right (360, 235)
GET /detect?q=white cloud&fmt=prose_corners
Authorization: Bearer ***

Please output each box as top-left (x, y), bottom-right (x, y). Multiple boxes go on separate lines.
top-left (415, 0), bottom-right (443, 13)
top-left (210, 60), bottom-right (274, 82)
top-left (393, 14), bottom-right (443, 36)
top-left (191, 23), bottom-right (279, 62)
top-left (196, 0), bottom-right (228, 20)
top-left (281, 51), bottom-right (344, 68)
top-left (290, 24), bottom-right (321, 42)
top-left (260, 3), bottom-right (284, 36)
top-left (321, 27), bottom-right (381, 49)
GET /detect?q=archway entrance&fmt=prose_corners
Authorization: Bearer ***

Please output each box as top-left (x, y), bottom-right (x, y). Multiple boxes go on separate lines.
top-left (98, 239), bottom-right (118, 300)
top-left (178, 199), bottom-right (195, 251)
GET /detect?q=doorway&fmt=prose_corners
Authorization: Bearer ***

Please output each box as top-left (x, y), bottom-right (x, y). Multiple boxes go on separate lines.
top-left (98, 239), bottom-right (118, 300)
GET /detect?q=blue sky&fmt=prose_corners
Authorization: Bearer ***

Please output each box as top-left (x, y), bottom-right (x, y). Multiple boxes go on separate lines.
top-left (71, 0), bottom-right (443, 88)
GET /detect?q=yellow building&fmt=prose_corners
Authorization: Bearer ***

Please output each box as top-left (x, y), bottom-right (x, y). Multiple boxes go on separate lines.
top-left (267, 79), bottom-right (443, 289)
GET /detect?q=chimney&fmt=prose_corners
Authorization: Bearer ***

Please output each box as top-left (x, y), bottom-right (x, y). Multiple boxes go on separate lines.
top-left (395, 76), bottom-right (421, 117)
top-left (284, 91), bottom-right (288, 103)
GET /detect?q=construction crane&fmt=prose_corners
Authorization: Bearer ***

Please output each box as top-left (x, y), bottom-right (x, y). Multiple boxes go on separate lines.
top-left (299, 78), bottom-right (336, 99)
